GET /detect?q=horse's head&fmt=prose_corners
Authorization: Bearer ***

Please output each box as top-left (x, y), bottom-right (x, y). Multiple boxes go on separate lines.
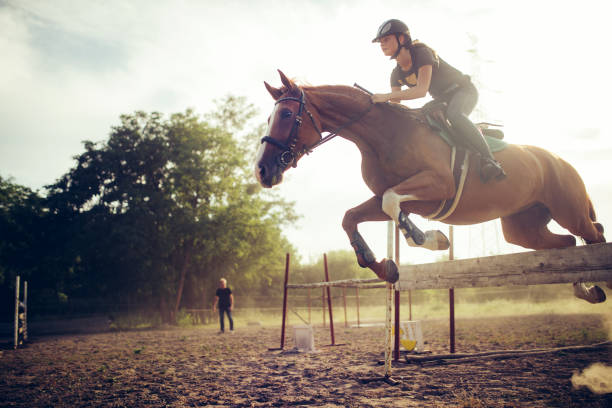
top-left (255, 70), bottom-right (323, 188)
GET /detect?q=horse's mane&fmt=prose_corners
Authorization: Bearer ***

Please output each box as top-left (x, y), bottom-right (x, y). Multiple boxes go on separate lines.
top-left (299, 83), bottom-right (424, 123)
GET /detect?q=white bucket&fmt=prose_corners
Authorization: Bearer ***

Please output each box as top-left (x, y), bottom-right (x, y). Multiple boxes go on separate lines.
top-left (293, 324), bottom-right (315, 352)
top-left (392, 320), bottom-right (424, 352)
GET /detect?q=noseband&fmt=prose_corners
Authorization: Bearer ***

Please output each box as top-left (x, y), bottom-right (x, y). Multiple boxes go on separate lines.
top-left (260, 88), bottom-right (373, 169)
top-left (260, 90), bottom-right (315, 169)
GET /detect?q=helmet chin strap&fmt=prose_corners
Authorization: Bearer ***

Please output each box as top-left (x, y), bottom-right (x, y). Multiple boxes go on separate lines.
top-left (390, 34), bottom-right (403, 60)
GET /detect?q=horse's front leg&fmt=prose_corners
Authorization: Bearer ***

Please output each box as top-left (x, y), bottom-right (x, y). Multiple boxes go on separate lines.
top-left (382, 169), bottom-right (453, 251)
top-left (342, 196), bottom-right (399, 283)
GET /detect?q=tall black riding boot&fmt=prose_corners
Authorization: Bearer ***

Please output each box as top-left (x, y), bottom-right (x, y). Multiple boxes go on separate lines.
top-left (479, 155), bottom-right (506, 183)
top-left (456, 119), bottom-right (506, 183)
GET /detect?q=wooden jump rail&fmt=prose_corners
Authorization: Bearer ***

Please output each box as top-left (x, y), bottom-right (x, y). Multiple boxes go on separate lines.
top-left (272, 240), bottom-right (612, 383)
top-left (287, 278), bottom-right (386, 289)
top-left (396, 242), bottom-right (612, 291)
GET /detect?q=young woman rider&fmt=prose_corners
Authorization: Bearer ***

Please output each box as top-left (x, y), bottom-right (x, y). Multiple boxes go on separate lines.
top-left (371, 19), bottom-right (505, 183)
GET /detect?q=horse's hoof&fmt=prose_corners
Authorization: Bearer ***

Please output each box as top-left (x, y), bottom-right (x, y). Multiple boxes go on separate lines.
top-left (573, 283), bottom-right (607, 304)
top-left (426, 230), bottom-right (450, 250)
top-left (406, 230), bottom-right (450, 251)
top-left (590, 286), bottom-right (606, 303)
top-left (434, 231), bottom-right (451, 250)
top-left (383, 259), bottom-right (399, 284)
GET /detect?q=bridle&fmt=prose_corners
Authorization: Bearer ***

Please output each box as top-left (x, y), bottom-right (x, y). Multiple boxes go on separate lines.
top-left (260, 88), bottom-right (373, 169)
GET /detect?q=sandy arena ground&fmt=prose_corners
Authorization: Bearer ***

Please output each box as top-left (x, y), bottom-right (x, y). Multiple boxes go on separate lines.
top-left (1, 314), bottom-right (611, 407)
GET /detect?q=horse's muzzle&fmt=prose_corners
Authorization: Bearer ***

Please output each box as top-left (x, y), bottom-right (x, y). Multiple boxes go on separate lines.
top-left (257, 161), bottom-right (283, 188)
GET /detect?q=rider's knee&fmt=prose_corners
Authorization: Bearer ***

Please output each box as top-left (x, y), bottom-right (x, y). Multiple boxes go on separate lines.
top-left (445, 104), bottom-right (464, 123)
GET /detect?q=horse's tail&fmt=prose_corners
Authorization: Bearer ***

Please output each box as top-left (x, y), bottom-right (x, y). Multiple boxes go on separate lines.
top-left (588, 197), bottom-right (597, 222)
top-left (588, 196), bottom-right (606, 240)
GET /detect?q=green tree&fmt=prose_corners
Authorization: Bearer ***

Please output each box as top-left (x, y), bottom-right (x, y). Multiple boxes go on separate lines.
top-left (0, 176), bottom-right (43, 286)
top-left (45, 97), bottom-right (297, 321)
top-left (0, 176), bottom-right (78, 317)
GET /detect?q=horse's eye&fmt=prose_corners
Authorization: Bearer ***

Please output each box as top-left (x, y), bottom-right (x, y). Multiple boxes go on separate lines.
top-left (281, 109), bottom-right (293, 119)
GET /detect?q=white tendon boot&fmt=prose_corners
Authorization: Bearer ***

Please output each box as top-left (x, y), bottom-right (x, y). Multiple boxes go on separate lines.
top-left (573, 282), bottom-right (607, 304)
top-left (406, 230), bottom-right (450, 251)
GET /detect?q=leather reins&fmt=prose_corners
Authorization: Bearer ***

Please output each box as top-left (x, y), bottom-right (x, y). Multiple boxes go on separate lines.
top-left (261, 89), bottom-right (373, 169)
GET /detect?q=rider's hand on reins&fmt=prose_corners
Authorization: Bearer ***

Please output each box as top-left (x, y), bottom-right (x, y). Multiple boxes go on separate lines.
top-left (371, 93), bottom-right (390, 103)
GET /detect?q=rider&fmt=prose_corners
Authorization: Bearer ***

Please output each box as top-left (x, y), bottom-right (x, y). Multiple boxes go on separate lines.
top-left (371, 19), bottom-right (506, 183)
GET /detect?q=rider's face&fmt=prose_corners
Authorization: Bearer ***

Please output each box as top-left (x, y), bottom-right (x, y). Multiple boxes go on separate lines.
top-left (379, 35), bottom-right (398, 57)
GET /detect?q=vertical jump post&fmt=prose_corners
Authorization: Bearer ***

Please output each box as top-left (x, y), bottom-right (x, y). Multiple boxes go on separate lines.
top-left (14, 275), bottom-right (20, 350)
top-left (342, 287), bottom-right (348, 328)
top-left (307, 288), bottom-right (312, 324)
top-left (356, 287), bottom-right (361, 328)
top-left (281, 253), bottom-right (290, 349)
top-left (322, 253), bottom-right (345, 347)
top-left (269, 253), bottom-right (290, 350)
top-left (449, 226), bottom-right (456, 354)
top-left (394, 225), bottom-right (400, 361)
top-left (361, 222), bottom-right (399, 384)
top-left (13, 275), bottom-right (28, 350)
top-left (383, 220), bottom-right (399, 383)
top-left (24, 280), bottom-right (28, 342)
top-left (323, 253), bottom-right (336, 345)
top-left (322, 288), bottom-right (326, 327)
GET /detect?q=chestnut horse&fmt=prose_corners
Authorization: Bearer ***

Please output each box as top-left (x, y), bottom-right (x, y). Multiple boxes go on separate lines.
top-left (255, 70), bottom-right (609, 303)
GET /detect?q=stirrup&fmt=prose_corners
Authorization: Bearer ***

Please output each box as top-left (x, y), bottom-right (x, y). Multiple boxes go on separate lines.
top-left (480, 159), bottom-right (506, 183)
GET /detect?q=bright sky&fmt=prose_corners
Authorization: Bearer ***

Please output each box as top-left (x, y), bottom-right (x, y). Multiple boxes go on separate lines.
top-left (2, 0), bottom-right (611, 266)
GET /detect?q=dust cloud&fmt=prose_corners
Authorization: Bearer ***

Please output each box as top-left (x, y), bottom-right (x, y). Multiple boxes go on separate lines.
top-left (571, 363), bottom-right (612, 394)
top-left (570, 316), bottom-right (612, 394)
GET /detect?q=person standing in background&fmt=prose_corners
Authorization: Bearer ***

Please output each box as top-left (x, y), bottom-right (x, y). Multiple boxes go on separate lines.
top-left (213, 278), bottom-right (234, 333)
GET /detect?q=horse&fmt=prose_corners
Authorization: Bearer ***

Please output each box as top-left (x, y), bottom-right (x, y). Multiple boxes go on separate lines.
top-left (255, 70), bottom-right (609, 303)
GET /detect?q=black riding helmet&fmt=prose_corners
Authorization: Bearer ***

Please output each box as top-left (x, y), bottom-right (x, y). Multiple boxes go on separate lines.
top-left (372, 19), bottom-right (410, 43)
top-left (372, 19), bottom-right (411, 59)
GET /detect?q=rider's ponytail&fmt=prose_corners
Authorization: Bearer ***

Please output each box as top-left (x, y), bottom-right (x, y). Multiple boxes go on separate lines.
top-left (408, 39), bottom-right (439, 66)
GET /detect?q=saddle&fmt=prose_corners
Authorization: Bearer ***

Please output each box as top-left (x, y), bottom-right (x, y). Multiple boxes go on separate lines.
top-left (418, 101), bottom-right (508, 220)
top-left (421, 100), bottom-right (506, 148)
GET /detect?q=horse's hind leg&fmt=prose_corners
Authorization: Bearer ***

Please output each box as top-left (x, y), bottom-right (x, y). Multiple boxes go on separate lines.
top-left (547, 196), bottom-right (609, 299)
top-left (342, 196), bottom-right (399, 283)
top-left (500, 203), bottom-right (576, 250)
top-left (549, 198), bottom-right (605, 245)
top-left (501, 203), bottom-right (606, 303)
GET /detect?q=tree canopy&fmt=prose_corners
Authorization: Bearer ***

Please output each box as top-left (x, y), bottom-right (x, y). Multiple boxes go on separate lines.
top-left (1, 97), bottom-right (298, 321)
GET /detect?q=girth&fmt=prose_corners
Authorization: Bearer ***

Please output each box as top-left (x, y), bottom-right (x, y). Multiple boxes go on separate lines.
top-left (424, 146), bottom-right (470, 221)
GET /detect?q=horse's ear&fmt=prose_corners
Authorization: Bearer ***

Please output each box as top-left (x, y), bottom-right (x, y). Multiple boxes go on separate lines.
top-left (278, 70), bottom-right (296, 91)
top-left (264, 81), bottom-right (283, 100)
